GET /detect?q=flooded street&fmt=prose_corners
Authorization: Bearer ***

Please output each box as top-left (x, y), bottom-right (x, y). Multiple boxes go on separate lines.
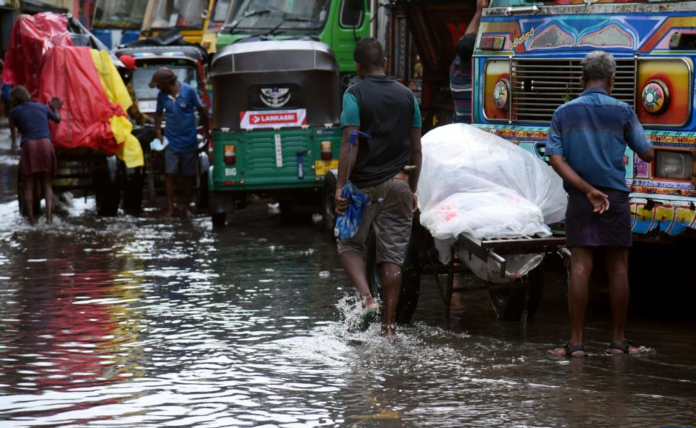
top-left (1, 130), bottom-right (696, 427)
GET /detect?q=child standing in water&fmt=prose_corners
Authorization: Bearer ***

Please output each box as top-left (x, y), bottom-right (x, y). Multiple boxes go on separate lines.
top-left (9, 86), bottom-right (62, 224)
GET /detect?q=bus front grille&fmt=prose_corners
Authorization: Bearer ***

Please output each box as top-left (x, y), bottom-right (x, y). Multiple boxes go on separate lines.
top-left (511, 58), bottom-right (636, 123)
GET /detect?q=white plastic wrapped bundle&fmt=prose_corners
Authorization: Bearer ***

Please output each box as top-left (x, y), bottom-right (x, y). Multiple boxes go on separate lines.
top-left (419, 124), bottom-right (567, 279)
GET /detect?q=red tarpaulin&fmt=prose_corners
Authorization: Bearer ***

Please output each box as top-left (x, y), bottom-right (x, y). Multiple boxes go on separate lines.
top-left (1, 13), bottom-right (73, 98)
top-left (39, 46), bottom-right (123, 154)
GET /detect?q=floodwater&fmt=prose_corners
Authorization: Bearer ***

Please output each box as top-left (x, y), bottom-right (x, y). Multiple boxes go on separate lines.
top-left (1, 130), bottom-right (696, 427)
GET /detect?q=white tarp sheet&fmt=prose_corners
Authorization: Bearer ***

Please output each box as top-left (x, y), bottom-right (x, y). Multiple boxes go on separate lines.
top-left (419, 124), bottom-right (567, 282)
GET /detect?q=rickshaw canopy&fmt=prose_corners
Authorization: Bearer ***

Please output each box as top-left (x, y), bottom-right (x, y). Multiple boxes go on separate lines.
top-left (211, 38), bottom-right (341, 130)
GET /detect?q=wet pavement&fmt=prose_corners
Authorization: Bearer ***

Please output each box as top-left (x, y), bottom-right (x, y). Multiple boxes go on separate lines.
top-left (1, 129), bottom-right (696, 427)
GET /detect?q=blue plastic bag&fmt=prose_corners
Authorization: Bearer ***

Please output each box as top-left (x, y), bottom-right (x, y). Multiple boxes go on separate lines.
top-left (334, 182), bottom-right (371, 239)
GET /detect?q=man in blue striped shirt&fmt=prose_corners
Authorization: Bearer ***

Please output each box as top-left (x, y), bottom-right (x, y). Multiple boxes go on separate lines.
top-left (449, 0), bottom-right (488, 124)
top-left (546, 51), bottom-right (654, 357)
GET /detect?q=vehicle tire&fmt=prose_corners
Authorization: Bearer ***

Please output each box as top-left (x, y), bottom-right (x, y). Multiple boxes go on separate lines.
top-left (212, 212), bottom-right (226, 228)
top-left (94, 156), bottom-right (122, 217)
top-left (279, 197), bottom-right (292, 225)
top-left (366, 217), bottom-right (423, 324)
top-left (321, 171), bottom-right (337, 237)
top-left (488, 263), bottom-right (545, 321)
top-left (197, 152), bottom-right (210, 209)
top-left (122, 166), bottom-right (144, 214)
top-left (198, 170), bottom-right (210, 209)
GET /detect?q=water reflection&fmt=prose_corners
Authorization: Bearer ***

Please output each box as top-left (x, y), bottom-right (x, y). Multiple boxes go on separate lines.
top-left (0, 196), bottom-right (695, 427)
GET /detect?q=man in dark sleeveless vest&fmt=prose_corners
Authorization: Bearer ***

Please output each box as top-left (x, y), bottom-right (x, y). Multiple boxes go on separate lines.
top-left (335, 38), bottom-right (422, 337)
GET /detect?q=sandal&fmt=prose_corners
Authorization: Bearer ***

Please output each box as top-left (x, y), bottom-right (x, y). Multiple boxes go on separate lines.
top-left (608, 340), bottom-right (640, 355)
top-left (560, 342), bottom-right (586, 358)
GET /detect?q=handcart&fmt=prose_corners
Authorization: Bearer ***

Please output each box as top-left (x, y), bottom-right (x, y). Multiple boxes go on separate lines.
top-left (365, 217), bottom-right (568, 325)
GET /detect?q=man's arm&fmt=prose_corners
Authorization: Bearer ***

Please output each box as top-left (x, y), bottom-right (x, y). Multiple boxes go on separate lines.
top-left (198, 107), bottom-right (210, 140)
top-left (155, 113), bottom-right (164, 141)
top-left (625, 109), bottom-right (654, 163)
top-left (466, 0), bottom-right (489, 36)
top-left (408, 127), bottom-right (422, 212)
top-left (48, 97), bottom-right (62, 123)
top-left (549, 155), bottom-right (609, 214)
top-left (637, 147), bottom-right (654, 163)
top-left (335, 125), bottom-right (359, 215)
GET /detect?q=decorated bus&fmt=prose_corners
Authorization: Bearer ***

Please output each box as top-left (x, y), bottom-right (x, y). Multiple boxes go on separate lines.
top-left (474, 0), bottom-right (696, 239)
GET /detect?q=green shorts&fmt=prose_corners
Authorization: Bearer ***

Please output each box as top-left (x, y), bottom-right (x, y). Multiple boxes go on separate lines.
top-left (337, 178), bottom-right (413, 266)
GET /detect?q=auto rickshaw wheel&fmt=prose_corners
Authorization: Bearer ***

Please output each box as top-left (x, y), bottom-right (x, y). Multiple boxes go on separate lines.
top-left (197, 169), bottom-right (209, 209)
top-left (366, 216), bottom-right (423, 324)
top-left (94, 156), bottom-right (122, 217)
top-left (212, 212), bottom-right (227, 228)
top-left (321, 171), bottom-right (337, 238)
top-left (487, 263), bottom-right (545, 321)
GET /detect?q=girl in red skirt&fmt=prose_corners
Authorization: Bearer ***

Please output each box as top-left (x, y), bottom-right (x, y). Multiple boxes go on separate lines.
top-left (9, 86), bottom-right (62, 224)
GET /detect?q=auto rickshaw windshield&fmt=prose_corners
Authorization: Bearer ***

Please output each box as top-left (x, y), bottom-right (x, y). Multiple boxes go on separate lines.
top-left (93, 0), bottom-right (149, 29)
top-left (132, 66), bottom-right (201, 100)
top-left (224, 0), bottom-right (331, 30)
top-left (148, 0), bottom-right (208, 30)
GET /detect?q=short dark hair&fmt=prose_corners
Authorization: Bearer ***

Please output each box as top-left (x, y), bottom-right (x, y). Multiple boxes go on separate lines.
top-left (353, 38), bottom-right (385, 71)
top-left (10, 85), bottom-right (31, 108)
top-left (581, 51), bottom-right (616, 84)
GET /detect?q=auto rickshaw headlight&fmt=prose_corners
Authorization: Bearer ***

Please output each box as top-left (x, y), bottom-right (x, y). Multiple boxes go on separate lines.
top-left (494, 78), bottom-right (510, 111)
top-left (320, 141), bottom-right (332, 161)
top-left (224, 145), bottom-right (236, 165)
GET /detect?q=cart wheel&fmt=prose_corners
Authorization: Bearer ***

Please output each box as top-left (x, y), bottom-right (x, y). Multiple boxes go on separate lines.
top-left (366, 216), bottom-right (423, 324)
top-left (212, 212), bottom-right (227, 228)
top-left (94, 156), bottom-right (122, 217)
top-left (321, 171), bottom-right (337, 237)
top-left (488, 263), bottom-right (545, 321)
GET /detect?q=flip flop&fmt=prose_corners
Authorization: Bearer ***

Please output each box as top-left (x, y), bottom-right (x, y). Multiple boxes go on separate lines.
top-left (349, 308), bottom-right (380, 332)
top-left (607, 340), bottom-right (641, 355)
top-left (559, 342), bottom-right (586, 358)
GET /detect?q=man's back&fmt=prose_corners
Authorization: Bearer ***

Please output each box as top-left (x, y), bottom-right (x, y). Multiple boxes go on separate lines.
top-left (546, 87), bottom-right (651, 193)
top-left (342, 76), bottom-right (419, 188)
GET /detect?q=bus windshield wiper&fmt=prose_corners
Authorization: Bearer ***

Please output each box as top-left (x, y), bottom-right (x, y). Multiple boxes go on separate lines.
top-left (225, 9), bottom-right (271, 32)
top-left (268, 17), bottom-right (314, 36)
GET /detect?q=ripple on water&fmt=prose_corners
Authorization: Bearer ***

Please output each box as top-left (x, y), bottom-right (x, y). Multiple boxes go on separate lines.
top-left (1, 198), bottom-right (696, 427)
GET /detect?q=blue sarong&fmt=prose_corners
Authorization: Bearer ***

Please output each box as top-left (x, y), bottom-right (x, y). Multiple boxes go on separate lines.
top-left (334, 182), bottom-right (371, 239)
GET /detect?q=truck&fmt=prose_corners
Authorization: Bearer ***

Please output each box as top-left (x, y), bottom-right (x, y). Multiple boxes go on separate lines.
top-left (376, 0), bottom-right (696, 323)
top-left (216, 0), bottom-right (371, 86)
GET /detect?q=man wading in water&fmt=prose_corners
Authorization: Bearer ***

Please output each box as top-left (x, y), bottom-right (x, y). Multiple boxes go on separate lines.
top-left (546, 51), bottom-right (654, 357)
top-left (335, 38), bottom-right (422, 337)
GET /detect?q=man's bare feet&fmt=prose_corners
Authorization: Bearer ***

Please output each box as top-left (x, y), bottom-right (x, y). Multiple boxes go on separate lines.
top-left (381, 324), bottom-right (396, 337)
top-left (362, 295), bottom-right (380, 312)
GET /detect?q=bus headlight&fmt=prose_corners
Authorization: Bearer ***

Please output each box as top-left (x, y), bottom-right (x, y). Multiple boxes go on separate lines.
top-left (641, 80), bottom-right (669, 115)
top-left (494, 78), bottom-right (510, 111)
top-left (654, 150), bottom-right (692, 180)
top-left (637, 58), bottom-right (692, 126)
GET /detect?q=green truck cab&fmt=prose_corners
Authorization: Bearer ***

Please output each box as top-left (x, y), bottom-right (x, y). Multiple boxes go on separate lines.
top-left (217, 0), bottom-right (370, 83)
top-left (208, 39), bottom-right (342, 227)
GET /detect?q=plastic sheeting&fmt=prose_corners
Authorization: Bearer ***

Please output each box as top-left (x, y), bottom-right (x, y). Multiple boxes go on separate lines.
top-left (334, 183), bottom-right (371, 239)
top-left (3, 13), bottom-right (143, 168)
top-left (90, 50), bottom-right (143, 168)
top-left (1, 13), bottom-right (73, 97)
top-left (419, 124), bottom-right (567, 279)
